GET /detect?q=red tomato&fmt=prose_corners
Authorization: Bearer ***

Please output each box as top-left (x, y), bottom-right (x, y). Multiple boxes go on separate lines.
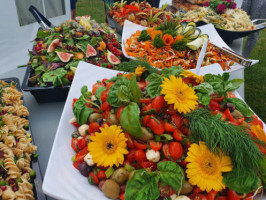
top-left (140, 98), bottom-right (152, 104)
top-left (206, 190), bottom-right (218, 200)
top-left (209, 100), bottom-right (221, 111)
top-left (235, 117), bottom-right (244, 125)
top-left (212, 110), bottom-right (227, 121)
top-left (169, 142), bottom-right (183, 160)
top-left (162, 104), bottom-right (177, 115)
top-left (152, 95), bottom-right (165, 112)
top-left (147, 117), bottom-right (165, 135)
top-left (101, 101), bottom-right (111, 111)
top-left (227, 189), bottom-right (240, 200)
top-left (107, 82), bottom-right (114, 90)
top-left (97, 170), bottom-right (106, 180)
top-left (211, 93), bottom-right (225, 103)
top-left (124, 132), bottom-right (135, 149)
top-left (117, 106), bottom-right (125, 121)
top-left (77, 137), bottom-right (87, 150)
top-left (72, 98), bottom-right (78, 107)
top-left (173, 129), bottom-right (183, 141)
top-left (101, 90), bottom-right (108, 102)
top-left (164, 122), bottom-right (176, 132)
top-left (134, 149), bottom-right (147, 163)
top-left (224, 108), bottom-right (234, 122)
top-left (171, 114), bottom-right (183, 130)
top-left (75, 147), bottom-right (88, 163)
top-left (162, 144), bottom-right (172, 160)
top-left (140, 161), bottom-right (157, 171)
top-left (73, 161), bottom-right (79, 169)
top-left (149, 141), bottom-right (162, 151)
top-left (126, 149), bottom-right (136, 162)
top-left (92, 82), bottom-right (104, 95)
top-left (134, 140), bottom-right (147, 150)
top-left (88, 122), bottom-right (100, 133)
top-left (159, 184), bottom-right (175, 197)
top-left (72, 121), bottom-right (80, 127)
top-left (119, 192), bottom-right (125, 200)
top-left (142, 115), bottom-right (151, 126)
top-left (227, 92), bottom-right (236, 98)
top-left (71, 138), bottom-right (79, 152)
top-left (215, 197), bottom-right (228, 200)
top-left (179, 160), bottom-right (188, 167)
top-left (141, 103), bottom-right (153, 113)
top-left (137, 81), bottom-right (147, 90)
top-left (189, 194), bottom-right (208, 200)
top-left (102, 78), bottom-right (108, 86)
top-left (88, 172), bottom-right (99, 185)
top-left (193, 186), bottom-right (203, 194)
top-left (182, 127), bottom-right (189, 136)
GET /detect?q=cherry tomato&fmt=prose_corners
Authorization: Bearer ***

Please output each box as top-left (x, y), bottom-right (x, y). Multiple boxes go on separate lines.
top-left (211, 93), bottom-right (225, 103)
top-left (73, 161), bottom-right (79, 169)
top-left (149, 141), bottom-right (162, 151)
top-left (107, 82), bottom-right (114, 90)
top-left (117, 106), bottom-right (125, 121)
top-left (215, 197), bottom-right (228, 200)
top-left (224, 108), bottom-right (234, 122)
top-left (141, 103), bottom-right (153, 113)
top-left (162, 104), bottom-right (177, 115)
top-left (162, 144), bottom-right (172, 160)
top-left (189, 194), bottom-right (207, 200)
top-left (206, 190), bottom-right (218, 200)
top-left (101, 101), bottom-right (111, 111)
top-left (75, 147), bottom-right (88, 163)
top-left (227, 189), bottom-right (240, 200)
top-left (102, 78), bottom-right (108, 86)
top-left (182, 127), bottom-right (190, 136)
top-left (173, 129), bottom-right (183, 141)
top-left (137, 81), bottom-right (147, 90)
top-left (159, 184), bottom-right (175, 197)
top-left (126, 149), bottom-right (136, 162)
top-left (140, 161), bottom-right (157, 171)
top-left (101, 90), bottom-right (108, 102)
top-left (147, 117), bottom-right (165, 135)
top-left (227, 92), bottom-right (236, 98)
top-left (209, 100), bottom-right (221, 111)
top-left (143, 115), bottom-right (151, 126)
top-left (72, 121), bottom-right (80, 127)
top-left (152, 95), bottom-right (165, 112)
top-left (169, 142), bottom-right (183, 160)
top-left (134, 149), bottom-right (147, 163)
top-left (71, 138), bottom-right (79, 152)
top-left (88, 122), bottom-right (100, 134)
top-left (92, 82), bottom-right (104, 95)
top-left (88, 172), bottom-right (99, 185)
top-left (179, 160), bottom-right (188, 167)
top-left (140, 98), bottom-right (152, 104)
top-left (164, 122), bottom-right (176, 132)
top-left (193, 186), bottom-right (203, 194)
top-left (119, 192), bottom-right (125, 200)
top-left (234, 117), bottom-right (244, 125)
top-left (171, 114), bottom-right (183, 130)
top-left (72, 98), bottom-right (78, 107)
top-left (134, 140), bottom-right (147, 150)
top-left (97, 170), bottom-right (107, 180)
top-left (124, 132), bottom-right (135, 149)
top-left (77, 137), bottom-right (87, 150)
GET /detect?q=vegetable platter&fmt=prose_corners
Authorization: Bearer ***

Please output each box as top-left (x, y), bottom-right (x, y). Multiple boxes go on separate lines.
top-left (122, 20), bottom-right (254, 72)
top-left (43, 61), bottom-right (266, 200)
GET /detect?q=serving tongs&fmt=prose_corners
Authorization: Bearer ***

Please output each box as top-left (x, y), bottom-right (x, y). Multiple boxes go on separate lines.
top-left (29, 5), bottom-right (54, 30)
top-left (211, 43), bottom-right (252, 68)
top-left (252, 19), bottom-right (266, 29)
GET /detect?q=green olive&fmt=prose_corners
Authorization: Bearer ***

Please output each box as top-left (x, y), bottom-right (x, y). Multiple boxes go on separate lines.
top-left (180, 180), bottom-right (193, 194)
top-left (138, 127), bottom-right (154, 142)
top-left (107, 113), bottom-right (119, 125)
top-left (88, 113), bottom-right (103, 123)
top-left (231, 110), bottom-right (244, 119)
top-left (102, 179), bottom-right (120, 199)
top-left (111, 168), bottom-right (129, 185)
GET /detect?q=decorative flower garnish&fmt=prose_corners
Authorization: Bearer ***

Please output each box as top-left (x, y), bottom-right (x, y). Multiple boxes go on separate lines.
top-left (217, 4), bottom-right (227, 14)
top-left (181, 70), bottom-right (204, 84)
top-left (203, 1), bottom-right (210, 7)
top-left (250, 125), bottom-right (266, 144)
top-left (123, 66), bottom-right (147, 80)
top-left (229, 2), bottom-right (236, 9)
top-left (160, 76), bottom-right (198, 114)
top-left (185, 142), bottom-right (233, 192)
top-left (88, 125), bottom-right (128, 167)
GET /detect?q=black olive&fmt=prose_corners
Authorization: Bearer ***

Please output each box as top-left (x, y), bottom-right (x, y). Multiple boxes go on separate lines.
top-left (96, 118), bottom-right (104, 126)
top-left (78, 162), bottom-right (90, 177)
top-left (226, 103), bottom-right (235, 112)
top-left (92, 100), bottom-right (101, 108)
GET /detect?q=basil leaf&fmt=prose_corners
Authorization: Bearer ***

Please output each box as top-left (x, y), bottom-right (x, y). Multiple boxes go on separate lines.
top-left (227, 98), bottom-right (253, 117)
top-left (79, 106), bottom-right (94, 125)
top-left (161, 66), bottom-right (184, 77)
top-left (260, 158), bottom-right (266, 189)
top-left (81, 86), bottom-right (88, 97)
top-left (95, 86), bottom-right (107, 104)
top-left (73, 98), bottom-right (85, 124)
top-left (73, 97), bottom-right (94, 125)
top-left (157, 161), bottom-right (185, 192)
top-left (223, 169), bottom-right (260, 194)
top-left (65, 60), bottom-right (80, 69)
top-left (90, 37), bottom-right (102, 46)
top-left (224, 79), bottom-right (244, 92)
top-left (146, 73), bottom-right (163, 98)
top-left (130, 75), bottom-right (142, 104)
top-left (197, 93), bottom-right (211, 106)
top-left (117, 85), bottom-right (133, 105)
top-left (42, 68), bottom-right (67, 86)
top-left (120, 102), bottom-right (143, 137)
top-left (125, 169), bottom-right (160, 200)
top-left (222, 72), bottom-right (230, 81)
top-left (193, 82), bottom-right (214, 95)
top-left (75, 34), bottom-right (90, 40)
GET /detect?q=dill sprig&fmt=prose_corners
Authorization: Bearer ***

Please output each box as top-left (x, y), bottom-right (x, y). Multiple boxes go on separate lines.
top-left (185, 108), bottom-right (263, 176)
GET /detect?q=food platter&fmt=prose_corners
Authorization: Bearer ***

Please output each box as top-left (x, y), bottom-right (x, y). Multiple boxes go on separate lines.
top-left (43, 61), bottom-right (266, 199)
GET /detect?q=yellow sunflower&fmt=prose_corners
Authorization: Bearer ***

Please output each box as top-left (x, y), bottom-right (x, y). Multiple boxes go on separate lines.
top-left (88, 125), bottom-right (128, 167)
top-left (160, 76), bottom-right (198, 114)
top-left (251, 125), bottom-right (266, 144)
top-left (123, 66), bottom-right (147, 80)
top-left (181, 70), bottom-right (203, 84)
top-left (185, 142), bottom-right (233, 192)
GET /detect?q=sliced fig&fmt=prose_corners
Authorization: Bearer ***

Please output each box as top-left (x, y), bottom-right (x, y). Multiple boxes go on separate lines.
top-left (107, 50), bottom-right (121, 65)
top-left (47, 39), bottom-right (61, 53)
top-left (86, 44), bottom-right (97, 58)
top-left (56, 52), bottom-right (73, 62)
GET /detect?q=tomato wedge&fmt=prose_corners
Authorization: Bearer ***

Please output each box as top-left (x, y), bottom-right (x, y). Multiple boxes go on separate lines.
top-left (147, 117), bottom-right (165, 135)
top-left (151, 95), bottom-right (165, 113)
top-left (140, 98), bottom-right (152, 104)
top-left (75, 147), bottom-right (88, 163)
top-left (224, 108), bottom-right (234, 122)
top-left (134, 140), bottom-right (147, 150)
top-left (173, 129), bottom-right (183, 141)
top-left (164, 122), bottom-right (175, 132)
top-left (171, 114), bottom-right (183, 130)
top-left (149, 141), bottom-right (162, 151)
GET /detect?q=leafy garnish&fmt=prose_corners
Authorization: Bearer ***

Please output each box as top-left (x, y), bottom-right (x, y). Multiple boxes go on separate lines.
top-left (42, 68), bottom-right (67, 87)
top-left (146, 73), bottom-right (163, 98)
top-left (153, 34), bottom-right (164, 48)
top-left (130, 75), bottom-right (142, 104)
top-left (138, 30), bottom-right (151, 42)
top-left (73, 97), bottom-right (94, 125)
top-left (95, 86), bottom-right (107, 104)
top-left (226, 98), bottom-right (253, 117)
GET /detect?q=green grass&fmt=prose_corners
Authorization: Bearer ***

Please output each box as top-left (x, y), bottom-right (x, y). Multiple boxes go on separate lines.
top-left (76, 1), bottom-right (266, 122)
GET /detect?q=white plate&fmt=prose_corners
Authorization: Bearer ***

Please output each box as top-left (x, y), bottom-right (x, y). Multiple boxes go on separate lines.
top-left (42, 61), bottom-right (265, 200)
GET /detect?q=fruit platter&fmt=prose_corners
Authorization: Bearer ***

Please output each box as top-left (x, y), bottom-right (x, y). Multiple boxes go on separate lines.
top-left (43, 62), bottom-right (266, 200)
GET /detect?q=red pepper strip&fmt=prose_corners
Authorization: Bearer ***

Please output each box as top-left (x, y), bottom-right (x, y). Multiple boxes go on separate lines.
top-left (125, 5), bottom-right (140, 11)
top-left (113, 11), bottom-right (121, 18)
top-left (224, 108), bottom-right (234, 122)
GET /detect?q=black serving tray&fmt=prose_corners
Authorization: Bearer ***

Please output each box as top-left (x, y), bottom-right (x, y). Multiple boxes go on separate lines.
top-left (0, 77), bottom-right (47, 200)
top-left (107, 15), bottom-right (123, 36)
top-left (21, 65), bottom-right (70, 103)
